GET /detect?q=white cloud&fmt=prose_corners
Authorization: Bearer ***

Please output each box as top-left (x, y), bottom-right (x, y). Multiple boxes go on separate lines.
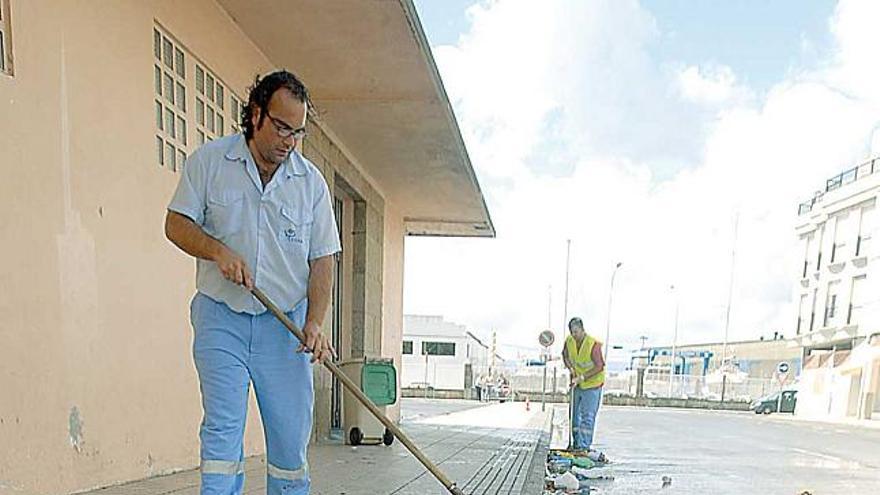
top-left (405, 0), bottom-right (880, 361)
top-left (676, 64), bottom-right (752, 106)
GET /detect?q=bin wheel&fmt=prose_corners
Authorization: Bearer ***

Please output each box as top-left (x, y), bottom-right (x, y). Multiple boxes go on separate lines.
top-left (383, 428), bottom-right (394, 446)
top-left (349, 427), bottom-right (363, 446)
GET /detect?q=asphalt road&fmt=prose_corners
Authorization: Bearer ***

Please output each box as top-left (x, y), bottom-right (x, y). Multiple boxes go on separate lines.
top-left (399, 397), bottom-right (490, 423)
top-left (569, 406), bottom-right (880, 494)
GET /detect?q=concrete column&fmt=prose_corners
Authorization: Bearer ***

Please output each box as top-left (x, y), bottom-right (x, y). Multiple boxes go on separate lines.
top-left (351, 200), bottom-right (368, 358)
top-left (350, 200), bottom-right (384, 359)
top-left (381, 206), bottom-right (405, 422)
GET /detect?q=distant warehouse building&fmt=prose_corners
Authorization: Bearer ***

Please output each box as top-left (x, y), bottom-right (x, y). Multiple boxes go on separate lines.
top-left (639, 336), bottom-right (802, 379)
top-left (401, 315), bottom-right (502, 391)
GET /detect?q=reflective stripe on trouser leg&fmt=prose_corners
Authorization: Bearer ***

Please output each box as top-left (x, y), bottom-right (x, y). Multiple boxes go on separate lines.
top-left (267, 462), bottom-right (309, 481)
top-left (192, 293), bottom-right (251, 495)
top-left (251, 300), bottom-right (313, 495)
top-left (201, 460), bottom-right (245, 476)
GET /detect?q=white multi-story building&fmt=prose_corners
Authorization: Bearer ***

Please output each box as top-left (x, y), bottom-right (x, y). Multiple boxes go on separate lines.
top-left (793, 156), bottom-right (880, 421)
top-left (401, 315), bottom-right (500, 391)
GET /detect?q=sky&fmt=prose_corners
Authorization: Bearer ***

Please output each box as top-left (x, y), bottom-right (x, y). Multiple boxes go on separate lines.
top-left (405, 0), bottom-right (880, 364)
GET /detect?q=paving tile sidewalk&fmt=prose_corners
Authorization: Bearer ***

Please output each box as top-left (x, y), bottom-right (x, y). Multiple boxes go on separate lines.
top-left (78, 401), bottom-right (551, 495)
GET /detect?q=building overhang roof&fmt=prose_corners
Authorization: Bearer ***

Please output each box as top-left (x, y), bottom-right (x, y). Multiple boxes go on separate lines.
top-left (217, 0), bottom-right (495, 237)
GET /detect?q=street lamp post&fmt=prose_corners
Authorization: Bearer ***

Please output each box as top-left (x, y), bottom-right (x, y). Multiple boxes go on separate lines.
top-left (603, 262), bottom-right (624, 363)
top-left (563, 240), bottom-right (571, 330)
top-left (668, 285), bottom-right (680, 398)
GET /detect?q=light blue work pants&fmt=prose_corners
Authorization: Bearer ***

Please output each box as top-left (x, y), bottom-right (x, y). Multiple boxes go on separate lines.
top-left (191, 292), bottom-right (313, 495)
top-left (572, 386), bottom-right (602, 450)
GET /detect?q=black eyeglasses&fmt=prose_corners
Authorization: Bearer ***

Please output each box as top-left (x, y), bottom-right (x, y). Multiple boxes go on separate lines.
top-left (266, 110), bottom-right (307, 140)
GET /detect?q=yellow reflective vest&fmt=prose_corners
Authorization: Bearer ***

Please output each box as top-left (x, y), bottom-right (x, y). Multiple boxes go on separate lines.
top-left (566, 334), bottom-right (605, 389)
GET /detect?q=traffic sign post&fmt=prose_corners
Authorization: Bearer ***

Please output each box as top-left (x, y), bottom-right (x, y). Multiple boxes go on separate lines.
top-left (776, 361), bottom-right (791, 387)
top-left (775, 361), bottom-right (791, 411)
top-left (538, 331), bottom-right (555, 412)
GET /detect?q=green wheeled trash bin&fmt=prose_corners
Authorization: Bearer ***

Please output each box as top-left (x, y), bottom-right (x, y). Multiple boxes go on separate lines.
top-left (339, 357), bottom-right (397, 446)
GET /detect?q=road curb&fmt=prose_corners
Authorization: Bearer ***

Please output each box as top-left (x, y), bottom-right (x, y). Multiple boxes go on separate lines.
top-left (521, 406), bottom-right (554, 493)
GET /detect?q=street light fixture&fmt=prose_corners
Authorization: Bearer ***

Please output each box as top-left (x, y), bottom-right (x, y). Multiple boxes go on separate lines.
top-left (603, 262), bottom-right (623, 363)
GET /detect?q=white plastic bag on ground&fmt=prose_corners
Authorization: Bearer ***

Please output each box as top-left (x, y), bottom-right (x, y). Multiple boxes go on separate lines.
top-left (571, 466), bottom-right (592, 477)
top-left (555, 471), bottom-right (579, 491)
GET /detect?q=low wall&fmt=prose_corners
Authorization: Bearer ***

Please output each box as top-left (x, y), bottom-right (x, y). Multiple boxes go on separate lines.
top-left (401, 388), bottom-right (751, 411)
top-left (602, 395), bottom-right (750, 411)
top-left (401, 388), bottom-right (467, 400)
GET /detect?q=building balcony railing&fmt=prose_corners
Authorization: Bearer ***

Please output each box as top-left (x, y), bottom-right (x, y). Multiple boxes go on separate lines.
top-left (798, 157), bottom-right (879, 215)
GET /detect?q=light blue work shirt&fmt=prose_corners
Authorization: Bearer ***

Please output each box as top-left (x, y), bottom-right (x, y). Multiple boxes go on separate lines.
top-left (168, 133), bottom-right (341, 314)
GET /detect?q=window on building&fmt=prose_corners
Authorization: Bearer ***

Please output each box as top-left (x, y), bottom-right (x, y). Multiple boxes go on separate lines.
top-left (797, 293), bottom-right (809, 334)
top-left (848, 276), bottom-right (866, 325)
top-left (230, 94), bottom-right (244, 134)
top-left (815, 223), bottom-right (825, 270)
top-left (153, 26), bottom-right (188, 171)
top-left (857, 205), bottom-right (874, 257)
top-left (0, 0), bottom-right (12, 76)
top-left (402, 340), bottom-right (413, 355)
top-left (195, 63), bottom-right (237, 144)
top-left (831, 212), bottom-right (853, 262)
top-left (809, 288), bottom-right (817, 331)
top-left (824, 280), bottom-right (840, 327)
top-left (802, 233), bottom-right (813, 278)
top-left (422, 341), bottom-right (456, 356)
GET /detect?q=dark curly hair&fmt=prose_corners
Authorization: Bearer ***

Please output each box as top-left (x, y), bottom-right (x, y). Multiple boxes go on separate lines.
top-left (241, 70), bottom-right (311, 140)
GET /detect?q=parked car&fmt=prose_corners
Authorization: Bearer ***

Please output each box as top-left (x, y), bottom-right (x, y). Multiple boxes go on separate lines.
top-left (750, 390), bottom-right (797, 414)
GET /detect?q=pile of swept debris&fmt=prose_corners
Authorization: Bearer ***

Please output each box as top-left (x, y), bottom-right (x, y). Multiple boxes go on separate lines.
top-left (543, 449), bottom-right (614, 494)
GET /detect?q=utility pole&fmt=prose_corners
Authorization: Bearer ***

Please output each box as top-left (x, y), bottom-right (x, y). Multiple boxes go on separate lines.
top-left (668, 285), bottom-right (680, 399)
top-left (424, 351), bottom-right (429, 399)
top-left (541, 351), bottom-right (548, 412)
top-left (563, 240), bottom-right (571, 330)
top-left (720, 212), bottom-right (739, 403)
top-left (603, 262), bottom-right (623, 363)
top-left (490, 330), bottom-right (497, 376)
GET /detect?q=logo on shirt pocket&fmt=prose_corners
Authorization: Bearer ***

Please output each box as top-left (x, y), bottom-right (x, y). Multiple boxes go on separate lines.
top-left (279, 205), bottom-right (312, 253)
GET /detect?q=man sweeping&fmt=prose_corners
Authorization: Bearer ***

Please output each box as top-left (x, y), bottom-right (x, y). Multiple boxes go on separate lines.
top-left (164, 70), bottom-right (340, 494)
top-left (562, 317), bottom-right (605, 453)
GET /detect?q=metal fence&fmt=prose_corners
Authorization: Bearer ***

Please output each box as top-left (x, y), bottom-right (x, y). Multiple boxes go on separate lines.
top-left (798, 157), bottom-right (879, 215)
top-left (507, 368), bottom-right (783, 403)
top-left (508, 368), bottom-right (571, 396)
top-left (630, 372), bottom-right (782, 402)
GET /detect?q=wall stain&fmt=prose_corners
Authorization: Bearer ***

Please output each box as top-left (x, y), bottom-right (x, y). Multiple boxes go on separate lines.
top-left (69, 406), bottom-right (84, 452)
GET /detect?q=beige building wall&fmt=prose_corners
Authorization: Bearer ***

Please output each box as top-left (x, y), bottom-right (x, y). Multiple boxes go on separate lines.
top-left (0, 1), bottom-right (401, 494)
top-left (381, 206), bottom-right (406, 422)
